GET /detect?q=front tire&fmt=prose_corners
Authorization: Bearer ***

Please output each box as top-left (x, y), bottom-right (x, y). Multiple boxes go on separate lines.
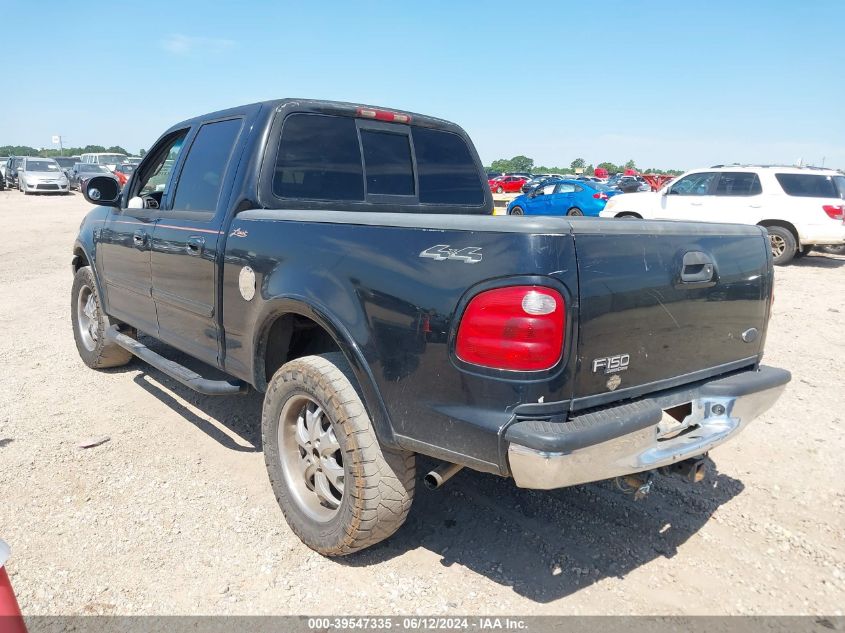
top-left (71, 266), bottom-right (134, 368)
top-left (496, 186), bottom-right (504, 194)
top-left (765, 226), bottom-right (797, 266)
top-left (262, 353), bottom-right (415, 556)
top-left (509, 206), bottom-right (524, 216)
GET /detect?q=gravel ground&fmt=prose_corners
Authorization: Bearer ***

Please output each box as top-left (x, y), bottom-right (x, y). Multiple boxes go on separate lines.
top-left (0, 190), bottom-right (843, 616)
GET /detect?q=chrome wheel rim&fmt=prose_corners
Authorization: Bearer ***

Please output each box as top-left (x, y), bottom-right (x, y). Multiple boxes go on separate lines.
top-left (278, 395), bottom-right (345, 522)
top-left (76, 285), bottom-right (98, 352)
top-left (770, 234), bottom-right (786, 258)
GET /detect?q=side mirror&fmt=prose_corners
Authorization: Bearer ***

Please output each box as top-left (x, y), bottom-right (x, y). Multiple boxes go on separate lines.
top-left (83, 175), bottom-right (121, 207)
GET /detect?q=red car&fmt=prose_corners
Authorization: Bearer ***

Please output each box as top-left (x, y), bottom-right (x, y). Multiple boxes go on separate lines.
top-left (113, 162), bottom-right (136, 187)
top-left (489, 175), bottom-right (527, 193)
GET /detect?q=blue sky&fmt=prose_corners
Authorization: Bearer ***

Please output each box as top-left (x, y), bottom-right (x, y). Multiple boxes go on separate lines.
top-left (3, 0), bottom-right (844, 170)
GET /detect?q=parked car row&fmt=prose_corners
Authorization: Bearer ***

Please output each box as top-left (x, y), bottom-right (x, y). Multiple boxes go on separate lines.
top-left (2, 152), bottom-right (138, 195)
top-left (496, 164), bottom-right (845, 265)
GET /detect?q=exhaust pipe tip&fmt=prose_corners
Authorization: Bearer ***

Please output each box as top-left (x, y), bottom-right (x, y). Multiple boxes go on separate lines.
top-left (423, 473), bottom-right (443, 490)
top-left (424, 462), bottom-right (464, 490)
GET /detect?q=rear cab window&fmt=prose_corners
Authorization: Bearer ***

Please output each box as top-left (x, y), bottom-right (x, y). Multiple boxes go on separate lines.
top-left (775, 173), bottom-right (844, 199)
top-left (269, 110), bottom-right (485, 211)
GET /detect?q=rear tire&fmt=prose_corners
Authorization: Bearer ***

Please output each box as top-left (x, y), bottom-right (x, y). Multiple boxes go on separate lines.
top-left (496, 186), bottom-right (504, 194)
top-left (71, 266), bottom-right (134, 369)
top-left (262, 353), bottom-right (415, 556)
top-left (566, 207), bottom-right (583, 216)
top-left (765, 226), bottom-right (797, 266)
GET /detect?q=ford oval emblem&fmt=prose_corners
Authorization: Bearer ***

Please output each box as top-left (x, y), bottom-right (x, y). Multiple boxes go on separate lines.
top-left (89, 188), bottom-right (101, 200)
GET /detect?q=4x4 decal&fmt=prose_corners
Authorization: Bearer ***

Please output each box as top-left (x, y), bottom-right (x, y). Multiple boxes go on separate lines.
top-left (419, 245), bottom-right (483, 264)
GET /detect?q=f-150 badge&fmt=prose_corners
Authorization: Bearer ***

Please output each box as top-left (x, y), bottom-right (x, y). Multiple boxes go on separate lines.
top-left (419, 245), bottom-right (482, 264)
top-left (592, 354), bottom-right (630, 374)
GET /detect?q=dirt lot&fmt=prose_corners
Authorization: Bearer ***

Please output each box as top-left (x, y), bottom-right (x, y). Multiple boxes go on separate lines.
top-left (0, 190), bottom-right (843, 616)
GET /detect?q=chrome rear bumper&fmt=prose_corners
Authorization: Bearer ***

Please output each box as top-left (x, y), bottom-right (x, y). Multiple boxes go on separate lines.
top-left (507, 366), bottom-right (790, 490)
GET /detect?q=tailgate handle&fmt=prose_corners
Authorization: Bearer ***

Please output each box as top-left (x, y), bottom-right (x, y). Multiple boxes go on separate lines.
top-left (680, 251), bottom-right (714, 283)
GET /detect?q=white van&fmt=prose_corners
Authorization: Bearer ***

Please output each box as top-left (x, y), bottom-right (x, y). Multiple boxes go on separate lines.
top-left (79, 153), bottom-right (127, 172)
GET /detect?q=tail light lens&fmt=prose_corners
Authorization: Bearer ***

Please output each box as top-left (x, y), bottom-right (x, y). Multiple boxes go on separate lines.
top-left (822, 204), bottom-right (845, 220)
top-left (456, 286), bottom-right (565, 371)
top-left (593, 192), bottom-right (608, 200)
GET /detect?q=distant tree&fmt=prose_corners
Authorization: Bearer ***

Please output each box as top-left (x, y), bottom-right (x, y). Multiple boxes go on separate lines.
top-left (597, 161), bottom-right (619, 174)
top-left (570, 158), bottom-right (586, 170)
top-left (489, 155), bottom-right (534, 174)
top-left (509, 155), bottom-right (534, 173)
top-left (584, 164), bottom-right (595, 175)
top-left (106, 146), bottom-right (128, 154)
top-left (624, 159), bottom-right (638, 171)
top-left (489, 158), bottom-right (512, 174)
top-left (139, 149), bottom-right (147, 157)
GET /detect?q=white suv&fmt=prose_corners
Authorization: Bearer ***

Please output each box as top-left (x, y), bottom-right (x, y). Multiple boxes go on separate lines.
top-left (600, 166), bottom-right (845, 265)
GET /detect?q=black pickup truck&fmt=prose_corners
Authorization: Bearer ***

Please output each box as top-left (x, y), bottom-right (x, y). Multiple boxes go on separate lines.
top-left (72, 99), bottom-right (790, 556)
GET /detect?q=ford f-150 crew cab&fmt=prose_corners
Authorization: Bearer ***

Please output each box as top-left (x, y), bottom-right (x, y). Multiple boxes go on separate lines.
top-left (71, 99), bottom-right (791, 556)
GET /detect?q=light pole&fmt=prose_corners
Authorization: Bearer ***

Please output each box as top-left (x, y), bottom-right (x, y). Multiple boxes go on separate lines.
top-left (52, 135), bottom-right (64, 156)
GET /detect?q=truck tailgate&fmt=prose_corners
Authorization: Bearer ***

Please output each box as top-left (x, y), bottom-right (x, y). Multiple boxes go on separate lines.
top-left (571, 219), bottom-right (772, 409)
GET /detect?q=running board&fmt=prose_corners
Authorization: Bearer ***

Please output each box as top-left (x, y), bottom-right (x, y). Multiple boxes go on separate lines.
top-left (105, 326), bottom-right (248, 396)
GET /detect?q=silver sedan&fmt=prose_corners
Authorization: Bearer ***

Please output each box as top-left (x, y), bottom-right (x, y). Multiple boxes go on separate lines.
top-left (17, 157), bottom-right (70, 194)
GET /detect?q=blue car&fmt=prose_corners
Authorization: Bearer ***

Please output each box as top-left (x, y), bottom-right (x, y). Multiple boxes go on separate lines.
top-left (506, 179), bottom-right (620, 216)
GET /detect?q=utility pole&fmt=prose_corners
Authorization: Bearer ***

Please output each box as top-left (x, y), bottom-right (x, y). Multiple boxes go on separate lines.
top-left (52, 135), bottom-right (64, 156)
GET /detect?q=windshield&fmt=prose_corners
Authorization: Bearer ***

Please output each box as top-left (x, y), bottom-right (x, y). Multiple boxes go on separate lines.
top-left (26, 160), bottom-right (59, 172)
top-left (81, 165), bottom-right (111, 173)
top-left (53, 157), bottom-right (76, 168)
top-left (833, 175), bottom-right (845, 199)
top-left (116, 164), bottom-right (136, 174)
top-left (591, 182), bottom-right (613, 192)
top-left (97, 154), bottom-right (126, 165)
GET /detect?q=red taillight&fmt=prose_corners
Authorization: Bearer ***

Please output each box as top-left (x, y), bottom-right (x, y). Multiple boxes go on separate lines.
top-left (593, 192), bottom-right (608, 200)
top-left (356, 107), bottom-right (411, 124)
top-left (456, 286), bottom-right (565, 371)
top-left (822, 204), bottom-right (845, 220)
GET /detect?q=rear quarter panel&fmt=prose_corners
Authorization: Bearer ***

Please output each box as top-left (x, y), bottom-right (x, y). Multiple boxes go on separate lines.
top-left (220, 213), bottom-right (579, 473)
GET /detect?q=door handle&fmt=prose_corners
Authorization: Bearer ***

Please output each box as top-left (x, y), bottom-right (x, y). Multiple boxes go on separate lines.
top-left (186, 236), bottom-right (205, 255)
top-left (132, 230), bottom-right (147, 247)
top-left (680, 251), bottom-right (715, 283)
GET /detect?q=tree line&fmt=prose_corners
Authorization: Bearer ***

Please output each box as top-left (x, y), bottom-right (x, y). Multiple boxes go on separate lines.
top-left (487, 155), bottom-right (684, 176)
top-left (0, 145), bottom-right (146, 158)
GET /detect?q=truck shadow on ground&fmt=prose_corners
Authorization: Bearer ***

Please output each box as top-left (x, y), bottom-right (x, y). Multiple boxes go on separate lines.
top-left (793, 254), bottom-right (845, 269)
top-left (117, 337), bottom-right (743, 603)
top-left (117, 335), bottom-right (264, 453)
top-left (341, 456), bottom-right (743, 603)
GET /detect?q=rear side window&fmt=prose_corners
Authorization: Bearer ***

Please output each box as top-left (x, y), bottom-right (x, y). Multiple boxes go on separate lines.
top-left (361, 130), bottom-right (414, 196)
top-left (412, 127), bottom-right (483, 205)
top-left (171, 118), bottom-right (242, 216)
top-left (776, 173), bottom-right (841, 198)
top-left (714, 172), bottom-right (762, 196)
top-left (274, 114), bottom-right (364, 201)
